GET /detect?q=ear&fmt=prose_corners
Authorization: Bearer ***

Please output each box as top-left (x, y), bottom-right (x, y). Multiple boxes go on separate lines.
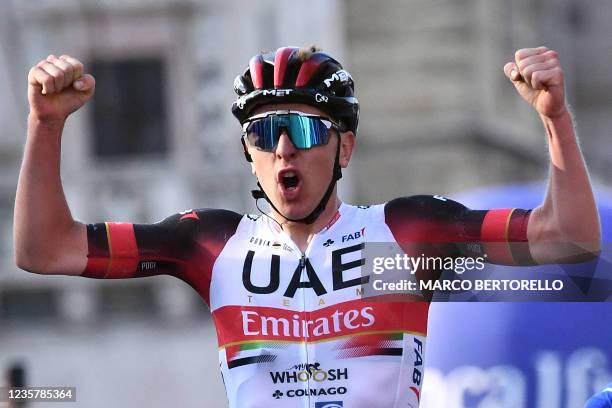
top-left (339, 131), bottom-right (356, 168)
top-left (250, 161), bottom-right (257, 177)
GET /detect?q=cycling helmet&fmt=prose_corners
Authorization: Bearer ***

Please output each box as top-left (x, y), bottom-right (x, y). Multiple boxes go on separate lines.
top-left (231, 46), bottom-right (359, 133)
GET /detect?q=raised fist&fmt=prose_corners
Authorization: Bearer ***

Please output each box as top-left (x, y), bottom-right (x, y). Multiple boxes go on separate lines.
top-left (27, 54), bottom-right (95, 122)
top-left (504, 46), bottom-right (567, 119)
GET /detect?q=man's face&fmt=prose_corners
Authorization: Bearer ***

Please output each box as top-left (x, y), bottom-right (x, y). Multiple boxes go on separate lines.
top-left (245, 103), bottom-right (355, 220)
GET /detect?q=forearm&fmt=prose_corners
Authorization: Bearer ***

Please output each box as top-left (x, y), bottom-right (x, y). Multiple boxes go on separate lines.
top-left (528, 110), bottom-right (601, 261)
top-left (14, 115), bottom-right (85, 273)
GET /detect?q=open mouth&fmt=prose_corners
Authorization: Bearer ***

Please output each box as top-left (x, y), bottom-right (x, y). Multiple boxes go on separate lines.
top-left (278, 169), bottom-right (302, 197)
top-left (281, 171), bottom-right (300, 190)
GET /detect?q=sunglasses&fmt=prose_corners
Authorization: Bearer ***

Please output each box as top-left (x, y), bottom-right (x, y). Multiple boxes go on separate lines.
top-left (242, 110), bottom-right (340, 152)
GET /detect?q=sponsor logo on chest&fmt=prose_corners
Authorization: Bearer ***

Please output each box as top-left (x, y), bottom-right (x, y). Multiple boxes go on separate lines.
top-left (242, 243), bottom-right (368, 298)
top-left (341, 227), bottom-right (365, 243)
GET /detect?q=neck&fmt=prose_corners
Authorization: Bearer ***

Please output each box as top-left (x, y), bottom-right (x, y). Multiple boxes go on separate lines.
top-left (272, 190), bottom-right (341, 253)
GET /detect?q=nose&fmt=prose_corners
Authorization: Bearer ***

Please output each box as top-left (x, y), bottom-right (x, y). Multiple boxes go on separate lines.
top-left (275, 129), bottom-right (297, 160)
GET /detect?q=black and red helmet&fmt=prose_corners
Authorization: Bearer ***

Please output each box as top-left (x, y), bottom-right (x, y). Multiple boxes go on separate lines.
top-left (231, 46), bottom-right (359, 134)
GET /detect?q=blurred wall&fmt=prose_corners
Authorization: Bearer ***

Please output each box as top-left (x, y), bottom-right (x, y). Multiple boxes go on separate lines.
top-left (347, 0), bottom-right (611, 201)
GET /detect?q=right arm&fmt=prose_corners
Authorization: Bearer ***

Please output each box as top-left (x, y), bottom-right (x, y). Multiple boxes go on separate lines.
top-left (13, 55), bottom-right (243, 305)
top-left (14, 54), bottom-right (95, 275)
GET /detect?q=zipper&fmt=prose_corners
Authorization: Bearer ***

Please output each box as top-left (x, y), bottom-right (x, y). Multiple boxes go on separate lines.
top-left (266, 207), bottom-right (343, 408)
top-left (297, 252), bottom-right (311, 407)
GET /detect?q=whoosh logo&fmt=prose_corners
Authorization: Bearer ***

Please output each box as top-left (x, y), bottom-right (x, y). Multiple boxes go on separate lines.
top-left (269, 363), bottom-right (349, 384)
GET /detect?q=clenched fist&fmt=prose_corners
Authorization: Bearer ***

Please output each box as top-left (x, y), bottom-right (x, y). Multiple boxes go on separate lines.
top-left (28, 54), bottom-right (95, 122)
top-left (504, 46), bottom-right (567, 119)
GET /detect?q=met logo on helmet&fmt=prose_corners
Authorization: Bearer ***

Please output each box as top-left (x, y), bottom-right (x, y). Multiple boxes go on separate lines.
top-left (323, 70), bottom-right (352, 88)
top-left (262, 89), bottom-right (293, 96)
top-left (235, 89), bottom-right (294, 110)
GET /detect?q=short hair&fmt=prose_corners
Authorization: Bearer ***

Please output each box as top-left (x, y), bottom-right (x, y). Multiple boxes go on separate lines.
top-left (296, 45), bottom-right (322, 61)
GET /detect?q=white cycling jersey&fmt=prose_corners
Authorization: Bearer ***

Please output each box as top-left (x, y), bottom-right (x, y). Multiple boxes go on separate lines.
top-left (211, 202), bottom-right (426, 408)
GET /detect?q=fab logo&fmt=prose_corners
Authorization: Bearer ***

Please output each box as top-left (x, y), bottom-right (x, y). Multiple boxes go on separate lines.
top-left (342, 228), bottom-right (365, 243)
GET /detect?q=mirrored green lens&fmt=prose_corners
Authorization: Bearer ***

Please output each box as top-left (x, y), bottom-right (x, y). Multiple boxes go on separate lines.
top-left (245, 113), bottom-right (332, 151)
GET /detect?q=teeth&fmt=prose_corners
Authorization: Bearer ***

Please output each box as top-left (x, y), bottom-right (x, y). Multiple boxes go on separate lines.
top-left (284, 171), bottom-right (296, 178)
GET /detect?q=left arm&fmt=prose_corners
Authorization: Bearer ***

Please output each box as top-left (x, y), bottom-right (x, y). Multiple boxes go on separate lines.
top-left (504, 47), bottom-right (601, 263)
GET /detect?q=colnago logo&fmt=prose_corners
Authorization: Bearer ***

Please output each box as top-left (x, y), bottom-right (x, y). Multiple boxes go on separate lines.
top-left (242, 307), bottom-right (375, 339)
top-left (273, 387), bottom-right (348, 399)
top-left (270, 363), bottom-right (349, 384)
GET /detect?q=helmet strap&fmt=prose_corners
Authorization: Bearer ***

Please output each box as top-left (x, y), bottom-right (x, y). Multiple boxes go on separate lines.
top-left (250, 134), bottom-right (343, 225)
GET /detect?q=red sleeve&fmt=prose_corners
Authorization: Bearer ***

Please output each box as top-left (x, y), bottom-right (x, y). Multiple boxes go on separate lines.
top-left (384, 195), bottom-right (535, 266)
top-left (83, 222), bottom-right (140, 279)
top-left (479, 208), bottom-right (534, 265)
top-left (83, 209), bottom-right (242, 304)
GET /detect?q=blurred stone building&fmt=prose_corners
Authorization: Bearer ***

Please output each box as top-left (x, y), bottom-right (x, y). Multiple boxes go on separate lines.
top-left (349, 0), bottom-right (611, 199)
top-left (0, 0), bottom-right (610, 407)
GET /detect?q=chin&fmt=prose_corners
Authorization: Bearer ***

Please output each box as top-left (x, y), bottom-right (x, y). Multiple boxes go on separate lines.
top-left (278, 205), bottom-right (308, 220)
top-left (274, 200), bottom-right (313, 221)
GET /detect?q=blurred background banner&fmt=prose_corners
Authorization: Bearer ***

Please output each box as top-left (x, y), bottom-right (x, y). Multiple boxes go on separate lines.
top-left (0, 0), bottom-right (610, 407)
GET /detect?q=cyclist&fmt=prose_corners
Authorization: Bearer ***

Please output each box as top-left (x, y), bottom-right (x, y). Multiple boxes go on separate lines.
top-left (15, 46), bottom-right (600, 407)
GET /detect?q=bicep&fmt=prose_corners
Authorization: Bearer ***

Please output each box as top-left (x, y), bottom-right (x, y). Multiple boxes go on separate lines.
top-left (34, 221), bottom-right (88, 276)
top-left (526, 206), bottom-right (595, 264)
